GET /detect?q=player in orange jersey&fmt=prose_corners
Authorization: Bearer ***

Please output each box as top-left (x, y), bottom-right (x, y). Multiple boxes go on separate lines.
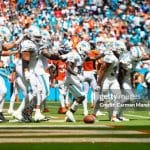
top-left (48, 57), bottom-right (69, 114)
top-left (83, 46), bottom-right (105, 116)
top-left (55, 59), bottom-right (69, 114)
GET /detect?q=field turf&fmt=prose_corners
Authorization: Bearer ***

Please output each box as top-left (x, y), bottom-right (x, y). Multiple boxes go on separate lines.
top-left (1, 101), bottom-right (150, 129)
top-left (0, 101), bottom-right (150, 148)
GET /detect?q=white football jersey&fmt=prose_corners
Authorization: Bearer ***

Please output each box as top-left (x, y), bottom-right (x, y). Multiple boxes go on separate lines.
top-left (21, 39), bottom-right (50, 75)
top-left (120, 52), bottom-right (132, 69)
top-left (21, 40), bottom-right (37, 52)
top-left (119, 52), bottom-right (133, 79)
top-left (21, 40), bottom-right (38, 72)
top-left (62, 50), bottom-right (82, 76)
top-left (34, 41), bottom-right (50, 75)
top-left (103, 53), bottom-right (119, 77)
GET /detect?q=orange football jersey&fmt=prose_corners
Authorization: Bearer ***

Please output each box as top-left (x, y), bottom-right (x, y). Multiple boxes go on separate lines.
top-left (83, 50), bottom-right (100, 71)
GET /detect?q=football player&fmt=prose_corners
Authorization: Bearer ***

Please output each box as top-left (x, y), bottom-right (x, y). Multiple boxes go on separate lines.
top-left (19, 26), bottom-right (55, 122)
top-left (61, 40), bottom-right (90, 122)
top-left (117, 43), bottom-right (150, 121)
top-left (0, 25), bottom-right (23, 122)
top-left (94, 37), bottom-right (123, 122)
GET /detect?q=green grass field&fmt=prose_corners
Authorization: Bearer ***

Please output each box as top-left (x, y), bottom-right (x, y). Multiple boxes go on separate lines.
top-left (1, 101), bottom-right (150, 129)
top-left (0, 143), bottom-right (150, 150)
top-left (0, 101), bottom-right (150, 147)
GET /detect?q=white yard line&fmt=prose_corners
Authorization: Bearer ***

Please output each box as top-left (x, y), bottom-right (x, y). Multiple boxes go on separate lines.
top-left (124, 114), bottom-right (150, 119)
top-left (0, 124), bottom-right (110, 128)
top-left (0, 130), bottom-right (143, 135)
top-left (0, 137), bottom-right (150, 143)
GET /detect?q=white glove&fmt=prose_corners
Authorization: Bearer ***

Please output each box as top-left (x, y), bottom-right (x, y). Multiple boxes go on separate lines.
top-left (77, 74), bottom-right (85, 82)
top-left (24, 71), bottom-right (31, 81)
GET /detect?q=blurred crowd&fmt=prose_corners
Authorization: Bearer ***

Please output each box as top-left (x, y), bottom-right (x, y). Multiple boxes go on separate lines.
top-left (0, 0), bottom-right (150, 98)
top-left (0, 0), bottom-right (149, 47)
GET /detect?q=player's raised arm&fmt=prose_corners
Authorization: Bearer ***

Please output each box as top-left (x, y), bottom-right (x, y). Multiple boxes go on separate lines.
top-left (2, 35), bottom-right (24, 51)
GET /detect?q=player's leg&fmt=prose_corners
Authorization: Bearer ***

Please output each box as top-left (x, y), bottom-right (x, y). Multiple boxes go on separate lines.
top-left (90, 74), bottom-right (97, 108)
top-left (65, 88), bottom-right (71, 109)
top-left (39, 74), bottom-right (50, 113)
top-left (65, 77), bottom-right (85, 122)
top-left (13, 77), bottom-right (29, 121)
top-left (33, 74), bottom-right (49, 122)
top-left (8, 81), bottom-right (18, 114)
top-left (93, 78), bottom-right (109, 117)
top-left (110, 79), bottom-right (122, 122)
top-left (0, 76), bottom-right (7, 122)
top-left (83, 81), bottom-right (89, 116)
top-left (58, 82), bottom-right (67, 114)
top-left (91, 75), bottom-right (104, 116)
top-left (117, 81), bottom-right (133, 121)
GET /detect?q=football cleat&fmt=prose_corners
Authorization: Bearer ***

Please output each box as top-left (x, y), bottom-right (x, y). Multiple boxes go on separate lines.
top-left (111, 116), bottom-right (121, 122)
top-left (8, 109), bottom-right (14, 114)
top-left (22, 111), bottom-right (33, 123)
top-left (118, 117), bottom-right (129, 121)
top-left (65, 110), bottom-right (76, 122)
top-left (0, 112), bottom-right (8, 122)
top-left (96, 110), bottom-right (105, 116)
top-left (34, 112), bottom-right (47, 122)
top-left (13, 111), bottom-right (23, 121)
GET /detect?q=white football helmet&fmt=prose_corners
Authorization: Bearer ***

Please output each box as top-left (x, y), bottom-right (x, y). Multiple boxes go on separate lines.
top-left (104, 38), bottom-right (116, 51)
top-left (76, 40), bottom-right (91, 55)
top-left (41, 29), bottom-right (50, 41)
top-left (26, 25), bottom-right (42, 42)
top-left (103, 53), bottom-right (118, 64)
top-left (95, 37), bottom-right (105, 50)
top-left (114, 40), bottom-right (127, 54)
top-left (40, 29), bottom-right (51, 47)
top-left (0, 26), bottom-right (11, 42)
top-left (130, 46), bottom-right (143, 61)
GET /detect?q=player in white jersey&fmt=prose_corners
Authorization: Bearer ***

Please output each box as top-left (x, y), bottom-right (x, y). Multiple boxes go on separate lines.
top-left (76, 39), bottom-right (91, 116)
top-left (93, 38), bottom-right (123, 122)
top-left (102, 51), bottom-right (122, 122)
top-left (61, 43), bottom-right (90, 122)
top-left (111, 40), bottom-right (130, 121)
top-left (33, 29), bottom-right (51, 121)
top-left (120, 44), bottom-right (149, 94)
top-left (117, 44), bottom-right (150, 121)
top-left (8, 51), bottom-right (32, 123)
top-left (0, 25), bottom-right (23, 122)
top-left (20, 26), bottom-right (55, 122)
top-left (8, 53), bottom-right (28, 116)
